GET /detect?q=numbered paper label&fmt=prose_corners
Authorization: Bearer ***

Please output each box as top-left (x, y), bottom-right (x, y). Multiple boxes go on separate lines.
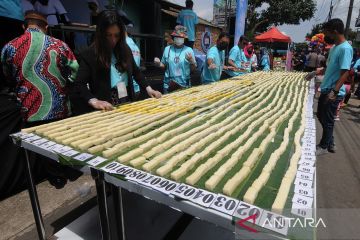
top-left (47, 144), bottom-right (64, 152)
top-left (152, 179), bottom-right (179, 196)
top-left (210, 194), bottom-right (240, 216)
top-left (292, 194), bottom-right (313, 208)
top-left (188, 189), bottom-right (216, 208)
top-left (298, 165), bottom-right (315, 174)
top-left (62, 149), bottom-right (79, 157)
top-left (32, 138), bottom-right (48, 146)
top-left (74, 153), bottom-right (94, 162)
top-left (23, 135), bottom-right (41, 142)
top-left (294, 185), bottom-right (314, 198)
top-left (294, 178), bottom-right (313, 188)
top-left (233, 201), bottom-right (264, 225)
top-left (39, 141), bottom-right (56, 149)
top-left (100, 162), bottom-right (122, 173)
top-left (291, 203), bottom-right (313, 218)
top-left (298, 160), bottom-right (315, 167)
top-left (301, 155), bottom-right (316, 162)
top-left (53, 146), bottom-right (72, 154)
top-left (172, 184), bottom-right (198, 200)
top-left (295, 171), bottom-right (314, 181)
top-left (87, 156), bottom-right (107, 166)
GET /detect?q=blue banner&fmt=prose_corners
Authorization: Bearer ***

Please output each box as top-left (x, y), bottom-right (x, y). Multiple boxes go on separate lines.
top-left (234, 0), bottom-right (248, 46)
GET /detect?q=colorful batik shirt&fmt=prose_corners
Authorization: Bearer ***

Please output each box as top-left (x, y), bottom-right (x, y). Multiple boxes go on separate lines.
top-left (1, 28), bottom-right (79, 122)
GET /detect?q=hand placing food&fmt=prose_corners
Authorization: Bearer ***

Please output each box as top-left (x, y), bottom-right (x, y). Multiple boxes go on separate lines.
top-left (146, 86), bottom-right (162, 99)
top-left (208, 63), bottom-right (217, 70)
top-left (88, 98), bottom-right (114, 111)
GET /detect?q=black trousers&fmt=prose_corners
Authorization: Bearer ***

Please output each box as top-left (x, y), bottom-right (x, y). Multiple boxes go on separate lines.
top-left (317, 93), bottom-right (343, 149)
top-left (0, 95), bottom-right (82, 200)
top-left (0, 16), bottom-right (24, 89)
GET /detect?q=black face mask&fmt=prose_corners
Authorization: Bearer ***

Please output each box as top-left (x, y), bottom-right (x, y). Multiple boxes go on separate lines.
top-left (217, 42), bottom-right (228, 51)
top-left (324, 36), bottom-right (335, 45)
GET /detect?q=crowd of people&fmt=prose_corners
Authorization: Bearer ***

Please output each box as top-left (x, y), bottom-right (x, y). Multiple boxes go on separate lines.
top-left (0, 0), bottom-right (359, 198)
top-left (0, 0), bottom-right (270, 197)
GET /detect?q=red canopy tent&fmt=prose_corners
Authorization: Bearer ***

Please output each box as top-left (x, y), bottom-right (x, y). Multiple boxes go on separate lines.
top-left (255, 27), bottom-right (292, 43)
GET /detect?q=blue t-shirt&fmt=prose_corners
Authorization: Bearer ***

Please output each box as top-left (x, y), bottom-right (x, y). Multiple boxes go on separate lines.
top-left (226, 45), bottom-right (248, 77)
top-left (0, 0), bottom-right (23, 21)
top-left (126, 36), bottom-right (140, 93)
top-left (111, 54), bottom-right (128, 88)
top-left (321, 41), bottom-right (353, 97)
top-left (201, 45), bottom-right (225, 84)
top-left (161, 45), bottom-right (195, 91)
top-left (353, 58), bottom-right (360, 72)
top-left (261, 55), bottom-right (270, 71)
top-left (176, 9), bottom-right (198, 42)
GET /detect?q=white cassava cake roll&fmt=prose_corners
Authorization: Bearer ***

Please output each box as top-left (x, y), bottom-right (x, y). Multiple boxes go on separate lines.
top-left (223, 167), bottom-right (251, 195)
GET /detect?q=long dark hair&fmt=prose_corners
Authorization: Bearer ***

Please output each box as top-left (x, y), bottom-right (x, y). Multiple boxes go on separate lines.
top-left (95, 10), bottom-right (132, 72)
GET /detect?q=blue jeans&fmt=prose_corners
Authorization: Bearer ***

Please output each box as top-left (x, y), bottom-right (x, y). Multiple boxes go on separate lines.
top-left (316, 93), bottom-right (343, 149)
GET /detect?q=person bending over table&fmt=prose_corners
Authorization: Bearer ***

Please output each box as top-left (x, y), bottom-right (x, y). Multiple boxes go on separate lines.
top-left (71, 10), bottom-right (161, 114)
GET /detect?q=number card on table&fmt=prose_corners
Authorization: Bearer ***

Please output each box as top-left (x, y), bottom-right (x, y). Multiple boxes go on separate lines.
top-left (233, 202), bottom-right (264, 225)
top-left (210, 194), bottom-right (240, 216)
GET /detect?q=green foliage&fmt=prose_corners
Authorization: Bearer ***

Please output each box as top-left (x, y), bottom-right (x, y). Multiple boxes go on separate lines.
top-left (305, 23), bottom-right (324, 39)
top-left (246, 0), bottom-right (316, 37)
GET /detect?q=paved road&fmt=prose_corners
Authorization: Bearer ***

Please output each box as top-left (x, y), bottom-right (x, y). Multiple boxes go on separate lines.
top-left (316, 96), bottom-right (360, 240)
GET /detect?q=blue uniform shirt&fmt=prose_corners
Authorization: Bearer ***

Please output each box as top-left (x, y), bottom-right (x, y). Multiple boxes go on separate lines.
top-left (321, 41), bottom-right (353, 97)
top-left (261, 55), bottom-right (271, 71)
top-left (201, 46), bottom-right (225, 83)
top-left (126, 36), bottom-right (141, 93)
top-left (111, 54), bottom-right (128, 88)
top-left (0, 0), bottom-right (23, 21)
top-left (226, 45), bottom-right (249, 77)
top-left (176, 9), bottom-right (198, 42)
top-left (161, 45), bottom-right (195, 92)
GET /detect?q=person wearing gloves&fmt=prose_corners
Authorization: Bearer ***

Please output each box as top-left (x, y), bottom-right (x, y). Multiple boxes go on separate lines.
top-left (226, 35), bottom-right (249, 77)
top-left (154, 25), bottom-right (197, 93)
top-left (71, 10), bottom-right (161, 114)
top-left (201, 32), bottom-right (233, 84)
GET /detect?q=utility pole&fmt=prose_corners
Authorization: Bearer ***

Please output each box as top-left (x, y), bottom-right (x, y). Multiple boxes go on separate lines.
top-left (227, 0), bottom-right (232, 33)
top-left (345, 0), bottom-right (355, 38)
top-left (327, 0), bottom-right (333, 21)
top-left (224, 0), bottom-right (228, 31)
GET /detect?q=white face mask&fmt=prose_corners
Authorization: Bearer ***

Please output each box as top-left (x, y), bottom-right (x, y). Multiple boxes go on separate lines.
top-left (174, 37), bottom-right (184, 46)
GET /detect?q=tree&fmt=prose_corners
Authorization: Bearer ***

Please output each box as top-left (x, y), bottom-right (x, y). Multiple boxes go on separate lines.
top-left (305, 23), bottom-right (324, 39)
top-left (245, 0), bottom-right (316, 38)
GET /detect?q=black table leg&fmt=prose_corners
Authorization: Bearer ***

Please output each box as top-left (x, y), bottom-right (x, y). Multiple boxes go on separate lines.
top-left (111, 184), bottom-right (125, 240)
top-left (91, 168), bottom-right (111, 240)
top-left (24, 149), bottom-right (46, 240)
top-left (162, 213), bottom-right (194, 240)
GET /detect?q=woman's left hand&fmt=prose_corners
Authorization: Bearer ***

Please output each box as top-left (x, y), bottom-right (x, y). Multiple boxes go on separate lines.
top-left (146, 86), bottom-right (162, 99)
